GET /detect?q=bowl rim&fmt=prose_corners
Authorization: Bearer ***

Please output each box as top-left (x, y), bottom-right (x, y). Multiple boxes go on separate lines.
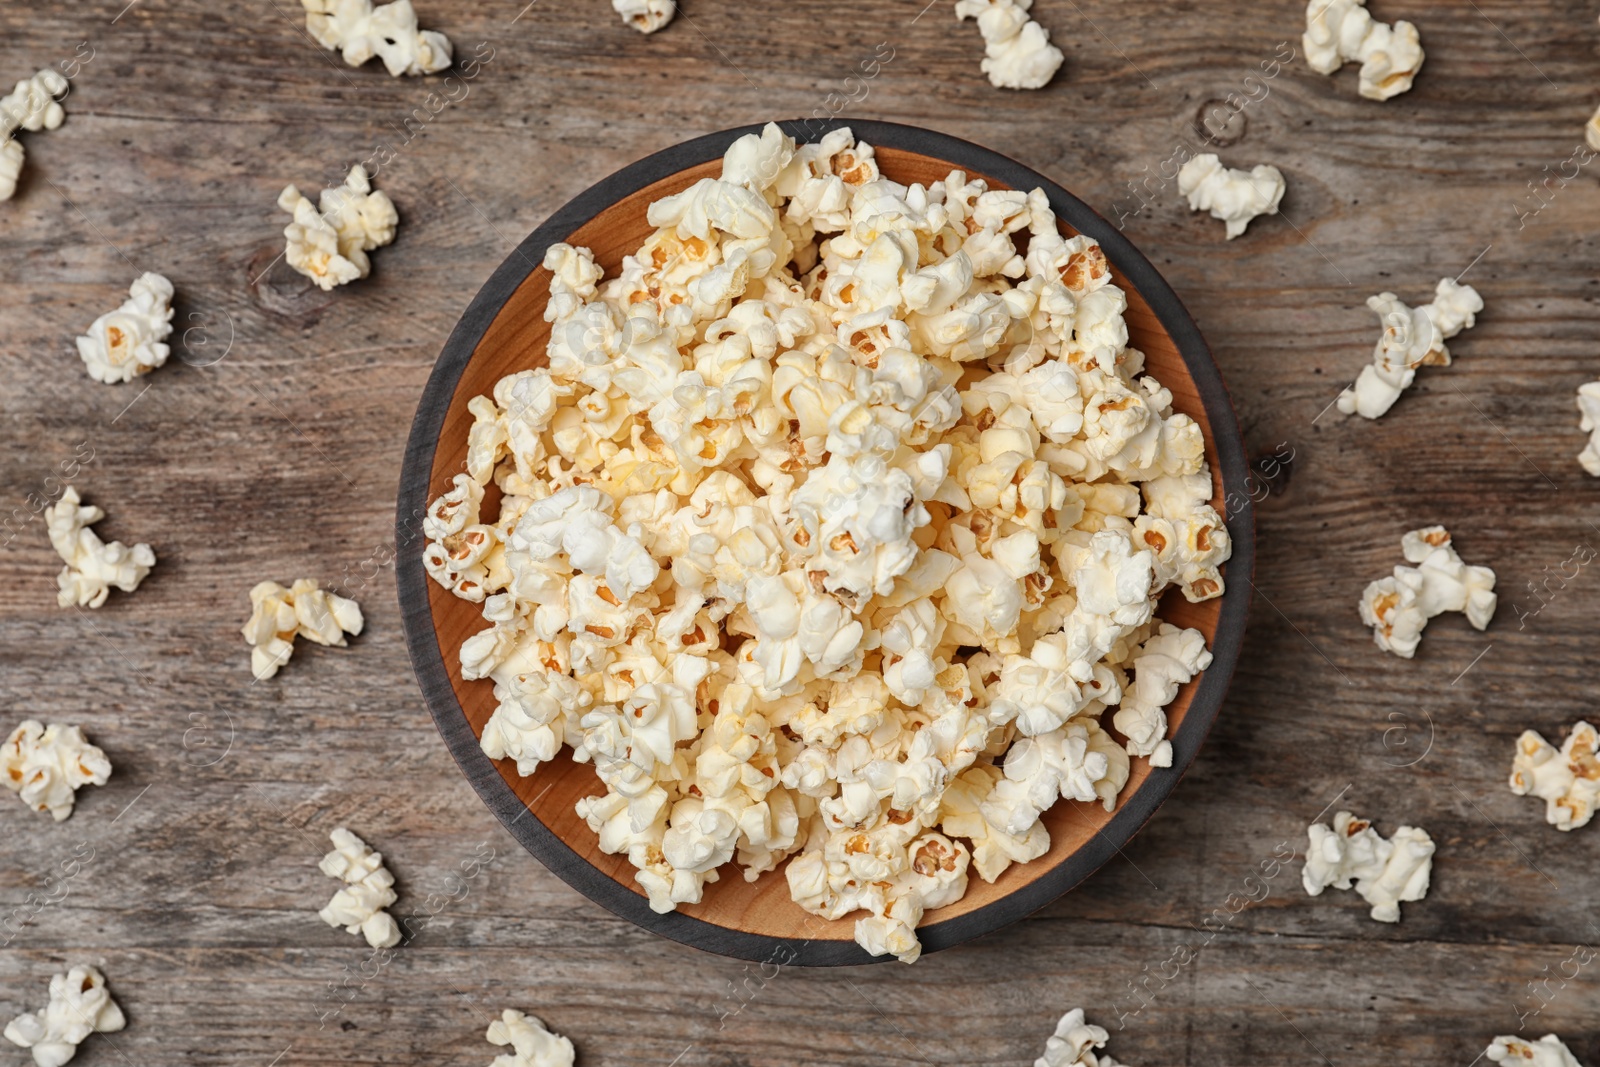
top-left (397, 117), bottom-right (1256, 966)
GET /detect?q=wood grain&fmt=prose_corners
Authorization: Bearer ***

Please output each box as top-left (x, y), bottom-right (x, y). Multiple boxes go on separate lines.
top-left (2, 0), bottom-right (1598, 1063)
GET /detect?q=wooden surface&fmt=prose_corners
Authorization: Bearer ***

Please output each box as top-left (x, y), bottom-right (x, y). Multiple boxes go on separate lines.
top-left (1, 1), bottom-right (1597, 1064)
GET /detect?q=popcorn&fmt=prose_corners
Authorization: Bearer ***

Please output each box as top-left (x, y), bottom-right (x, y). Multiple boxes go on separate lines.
top-left (3, 965), bottom-right (125, 1067)
top-left (1034, 1008), bottom-right (1130, 1067)
top-left (1112, 623), bottom-right (1213, 767)
top-left (1302, 810), bottom-right (1434, 922)
top-left (613, 0), bottom-right (675, 34)
top-left (318, 827), bottom-right (401, 949)
top-left (1302, 0), bottom-right (1424, 101)
top-left (2, 721), bottom-right (111, 821)
top-left (1509, 722), bottom-right (1600, 832)
top-left (1588, 105), bottom-right (1600, 155)
top-left (484, 1009), bottom-right (575, 1067)
top-left (1359, 526), bottom-right (1495, 658)
top-left (427, 123), bottom-right (1229, 963)
top-left (241, 578), bottom-right (364, 679)
top-left (75, 272), bottom-right (175, 384)
top-left (955, 0), bottom-right (1064, 91)
top-left (45, 487), bottom-right (156, 608)
top-left (278, 165), bottom-right (398, 291)
top-left (1486, 1034), bottom-right (1584, 1067)
top-left (1338, 277), bottom-right (1482, 419)
top-left (302, 0), bottom-right (452, 76)
top-left (0, 69), bottom-right (68, 202)
top-left (1576, 381), bottom-right (1600, 476)
top-left (1176, 154), bottom-right (1285, 239)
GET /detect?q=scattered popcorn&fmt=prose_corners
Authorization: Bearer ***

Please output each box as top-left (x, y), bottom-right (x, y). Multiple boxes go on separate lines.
top-left (2, 721), bottom-right (111, 822)
top-left (1359, 525), bottom-right (1495, 658)
top-left (955, 0), bottom-right (1064, 90)
top-left (0, 69), bottom-right (68, 201)
top-left (302, 0), bottom-right (452, 76)
top-left (1302, 0), bottom-right (1424, 101)
top-left (277, 164), bottom-right (398, 291)
top-left (1337, 278), bottom-right (1482, 419)
top-left (1302, 810), bottom-right (1433, 922)
top-left (484, 1010), bottom-right (575, 1067)
top-left (241, 578), bottom-right (364, 680)
top-left (45, 487), bottom-right (156, 608)
top-left (427, 123), bottom-right (1230, 963)
top-left (1176, 154), bottom-right (1285, 240)
top-left (1035, 1008), bottom-right (1130, 1067)
top-left (613, 0), bottom-right (675, 33)
top-left (75, 272), bottom-right (175, 384)
top-left (1487, 1034), bottom-right (1585, 1067)
top-left (318, 827), bottom-right (401, 949)
top-left (3, 965), bottom-right (125, 1067)
top-left (1510, 721), bottom-right (1600, 832)
top-left (1576, 380), bottom-right (1600, 476)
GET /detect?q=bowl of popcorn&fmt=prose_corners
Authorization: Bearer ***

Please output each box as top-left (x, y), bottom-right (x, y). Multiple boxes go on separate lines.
top-left (398, 120), bottom-right (1253, 964)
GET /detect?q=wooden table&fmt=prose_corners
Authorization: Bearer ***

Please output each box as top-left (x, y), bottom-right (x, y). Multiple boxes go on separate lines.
top-left (2, 2), bottom-right (1597, 1063)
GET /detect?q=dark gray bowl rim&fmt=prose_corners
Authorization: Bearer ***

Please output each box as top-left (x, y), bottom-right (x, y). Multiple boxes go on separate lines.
top-left (397, 117), bottom-right (1256, 967)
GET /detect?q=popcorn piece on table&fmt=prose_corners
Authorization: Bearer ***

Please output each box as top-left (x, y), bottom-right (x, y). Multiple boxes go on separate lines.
top-left (1510, 721), bottom-right (1600, 831)
top-left (1487, 1034), bottom-right (1586, 1067)
top-left (484, 1009), bottom-right (574, 1067)
top-left (241, 578), bottom-right (363, 680)
top-left (46, 486), bottom-right (156, 608)
top-left (0, 69), bottom-right (68, 201)
top-left (613, 0), bottom-right (675, 33)
top-left (2, 721), bottom-right (111, 822)
top-left (1302, 810), bottom-right (1434, 922)
top-left (75, 272), bottom-right (175, 384)
top-left (3, 965), bottom-right (125, 1067)
top-left (277, 164), bottom-right (398, 291)
top-left (426, 122), bottom-right (1231, 963)
top-left (1359, 525), bottom-right (1495, 658)
top-left (955, 0), bottom-right (1064, 90)
top-left (1337, 278), bottom-right (1482, 419)
top-left (302, 0), bottom-right (451, 75)
top-left (1035, 1008), bottom-right (1131, 1067)
top-left (318, 827), bottom-right (401, 949)
top-left (1576, 381), bottom-right (1600, 476)
top-left (1176, 153), bottom-right (1285, 239)
top-left (1302, 0), bottom-right (1424, 101)
top-left (1588, 105), bottom-right (1600, 155)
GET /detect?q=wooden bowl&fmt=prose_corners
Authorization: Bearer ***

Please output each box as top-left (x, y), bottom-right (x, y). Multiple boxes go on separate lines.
top-left (397, 119), bottom-right (1254, 965)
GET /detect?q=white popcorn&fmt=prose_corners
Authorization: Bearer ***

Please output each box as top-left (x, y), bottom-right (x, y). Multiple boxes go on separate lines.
top-left (426, 123), bottom-right (1229, 964)
top-left (1486, 1034), bottom-right (1584, 1067)
top-left (1338, 277), bottom-right (1481, 419)
top-left (1510, 722), bottom-right (1600, 832)
top-left (1359, 526), bottom-right (1495, 658)
top-left (3, 965), bottom-right (125, 1067)
top-left (485, 1009), bottom-right (575, 1067)
top-left (241, 578), bottom-right (364, 679)
top-left (75, 272), bottom-right (175, 384)
top-left (278, 165), bottom-right (398, 291)
top-left (1588, 105), bottom-right (1600, 154)
top-left (1034, 1008), bottom-right (1130, 1067)
top-left (45, 487), bottom-right (156, 608)
top-left (955, 0), bottom-right (1064, 91)
top-left (1176, 154), bottom-right (1285, 239)
top-left (318, 827), bottom-right (401, 949)
top-left (1576, 380), bottom-right (1600, 476)
top-left (1302, 810), bottom-right (1434, 922)
top-left (302, 0), bottom-right (452, 76)
top-left (1302, 0), bottom-right (1424, 101)
top-left (613, 0), bottom-right (674, 33)
top-left (1112, 623), bottom-right (1212, 767)
top-left (2, 721), bottom-right (111, 822)
top-left (0, 69), bottom-right (68, 202)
